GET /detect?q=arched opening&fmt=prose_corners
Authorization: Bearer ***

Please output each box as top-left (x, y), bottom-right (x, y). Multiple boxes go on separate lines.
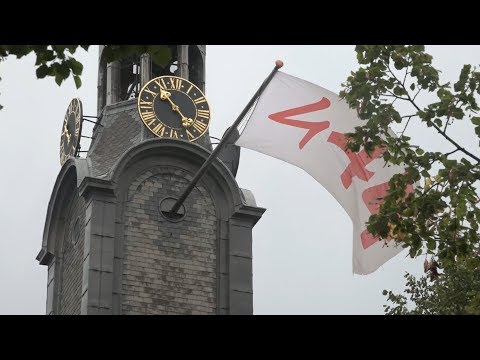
top-left (152, 45), bottom-right (178, 78)
top-left (119, 54), bottom-right (141, 101)
top-left (188, 45), bottom-right (205, 91)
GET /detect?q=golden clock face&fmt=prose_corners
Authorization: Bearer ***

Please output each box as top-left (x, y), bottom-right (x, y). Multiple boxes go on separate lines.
top-left (60, 98), bottom-right (82, 165)
top-left (137, 76), bottom-right (211, 142)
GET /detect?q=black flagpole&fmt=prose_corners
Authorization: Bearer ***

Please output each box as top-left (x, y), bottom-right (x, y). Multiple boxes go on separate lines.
top-left (169, 60), bottom-right (284, 215)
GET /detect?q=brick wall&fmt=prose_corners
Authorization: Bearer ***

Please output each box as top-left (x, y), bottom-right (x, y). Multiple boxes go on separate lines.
top-left (59, 189), bottom-right (86, 314)
top-left (122, 166), bottom-right (217, 314)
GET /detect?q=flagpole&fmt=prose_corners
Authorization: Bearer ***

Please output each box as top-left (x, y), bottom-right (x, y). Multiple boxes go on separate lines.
top-left (169, 60), bottom-right (284, 216)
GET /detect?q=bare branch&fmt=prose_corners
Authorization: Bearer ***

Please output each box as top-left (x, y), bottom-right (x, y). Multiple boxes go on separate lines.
top-left (401, 116), bottom-right (412, 137)
top-left (412, 88), bottom-right (422, 102)
top-left (444, 148), bottom-right (460, 157)
top-left (443, 117), bottom-right (450, 133)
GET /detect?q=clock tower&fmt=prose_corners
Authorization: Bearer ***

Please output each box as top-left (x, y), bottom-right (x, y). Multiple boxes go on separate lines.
top-left (37, 45), bottom-right (265, 315)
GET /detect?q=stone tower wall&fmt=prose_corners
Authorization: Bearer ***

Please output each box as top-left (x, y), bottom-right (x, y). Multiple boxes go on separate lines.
top-left (122, 166), bottom-right (217, 314)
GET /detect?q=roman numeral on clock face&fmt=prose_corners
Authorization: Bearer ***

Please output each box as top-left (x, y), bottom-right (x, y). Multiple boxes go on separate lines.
top-left (139, 100), bottom-right (153, 109)
top-left (142, 110), bottom-right (156, 122)
top-left (152, 123), bottom-right (165, 136)
top-left (170, 77), bottom-right (182, 90)
top-left (154, 79), bottom-right (163, 89)
top-left (197, 109), bottom-right (210, 119)
top-left (186, 129), bottom-right (195, 141)
top-left (144, 87), bottom-right (157, 97)
top-left (192, 121), bottom-right (207, 133)
top-left (160, 78), bottom-right (168, 90)
top-left (193, 96), bottom-right (206, 105)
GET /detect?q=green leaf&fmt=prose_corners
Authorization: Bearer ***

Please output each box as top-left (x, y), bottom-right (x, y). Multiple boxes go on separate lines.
top-left (69, 58), bottom-right (83, 76)
top-left (73, 75), bottom-right (82, 89)
top-left (457, 201), bottom-right (467, 217)
top-left (43, 50), bottom-right (55, 62)
top-left (9, 45), bottom-right (32, 58)
top-left (427, 239), bottom-right (436, 251)
top-left (65, 45), bottom-right (78, 53)
top-left (55, 74), bottom-right (63, 86)
top-left (56, 62), bottom-right (70, 78)
top-left (475, 126), bottom-right (480, 137)
top-left (36, 64), bottom-right (49, 79)
top-left (451, 108), bottom-right (464, 119)
top-left (394, 58), bottom-right (406, 70)
top-left (102, 46), bottom-right (114, 62)
top-left (150, 46), bottom-right (172, 68)
top-left (471, 117), bottom-right (480, 126)
top-left (393, 86), bottom-right (407, 96)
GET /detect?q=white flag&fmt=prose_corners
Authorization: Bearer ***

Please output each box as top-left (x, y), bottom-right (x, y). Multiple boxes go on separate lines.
top-left (236, 71), bottom-right (412, 274)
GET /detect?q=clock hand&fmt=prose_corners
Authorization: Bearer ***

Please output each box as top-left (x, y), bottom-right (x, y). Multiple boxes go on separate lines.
top-left (159, 88), bottom-right (171, 101)
top-left (159, 88), bottom-right (194, 128)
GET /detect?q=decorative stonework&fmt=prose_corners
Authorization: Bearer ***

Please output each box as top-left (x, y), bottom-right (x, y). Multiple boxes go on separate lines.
top-left (59, 189), bottom-right (86, 314)
top-left (122, 167), bottom-right (217, 315)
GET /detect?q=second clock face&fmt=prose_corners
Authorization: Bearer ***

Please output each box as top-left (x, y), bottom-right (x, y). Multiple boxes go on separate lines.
top-left (137, 76), bottom-right (211, 142)
top-left (60, 98), bottom-right (82, 166)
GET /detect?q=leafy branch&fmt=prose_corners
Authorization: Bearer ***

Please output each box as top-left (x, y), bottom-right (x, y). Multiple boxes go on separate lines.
top-left (0, 45), bottom-right (172, 110)
top-left (340, 45), bottom-right (480, 270)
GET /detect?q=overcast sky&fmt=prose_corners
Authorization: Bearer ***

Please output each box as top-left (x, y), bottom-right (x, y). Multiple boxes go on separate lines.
top-left (1, 45), bottom-right (479, 315)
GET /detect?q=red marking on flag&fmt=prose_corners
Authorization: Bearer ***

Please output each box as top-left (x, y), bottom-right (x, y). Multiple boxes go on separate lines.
top-left (268, 98), bottom-right (331, 149)
top-left (327, 131), bottom-right (386, 189)
top-left (361, 181), bottom-right (414, 249)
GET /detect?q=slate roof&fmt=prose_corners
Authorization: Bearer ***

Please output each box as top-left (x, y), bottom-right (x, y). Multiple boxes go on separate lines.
top-left (87, 99), bottom-right (239, 179)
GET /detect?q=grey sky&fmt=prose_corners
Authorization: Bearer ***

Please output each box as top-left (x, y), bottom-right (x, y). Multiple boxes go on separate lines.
top-left (1, 45), bottom-right (478, 314)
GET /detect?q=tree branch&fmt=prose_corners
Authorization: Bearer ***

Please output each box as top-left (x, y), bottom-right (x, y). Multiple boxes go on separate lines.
top-left (388, 65), bottom-right (405, 88)
top-left (420, 181), bottom-right (442, 198)
top-left (412, 88), bottom-right (422, 102)
top-left (445, 148), bottom-right (460, 157)
top-left (388, 64), bottom-right (480, 164)
top-left (384, 90), bottom-right (409, 101)
top-left (422, 111), bottom-right (478, 163)
top-left (444, 117), bottom-right (450, 133)
top-left (401, 116), bottom-right (412, 137)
